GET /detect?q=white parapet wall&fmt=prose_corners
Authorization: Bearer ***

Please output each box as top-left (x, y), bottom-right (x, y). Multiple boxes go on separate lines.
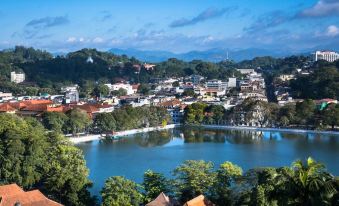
top-left (69, 124), bottom-right (180, 144)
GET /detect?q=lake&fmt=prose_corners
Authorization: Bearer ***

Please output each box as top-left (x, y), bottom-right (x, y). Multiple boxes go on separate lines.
top-left (76, 128), bottom-right (339, 196)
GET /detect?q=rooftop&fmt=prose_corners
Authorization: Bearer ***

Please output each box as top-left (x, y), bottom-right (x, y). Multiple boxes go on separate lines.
top-left (0, 184), bottom-right (62, 206)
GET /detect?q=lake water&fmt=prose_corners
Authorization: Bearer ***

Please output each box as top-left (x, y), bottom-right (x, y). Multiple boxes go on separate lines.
top-left (77, 128), bottom-right (339, 196)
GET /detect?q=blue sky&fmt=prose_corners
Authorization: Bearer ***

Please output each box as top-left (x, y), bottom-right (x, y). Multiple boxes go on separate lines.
top-left (0, 0), bottom-right (338, 53)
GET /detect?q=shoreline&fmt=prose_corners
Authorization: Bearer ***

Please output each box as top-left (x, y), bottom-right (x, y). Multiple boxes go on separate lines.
top-left (69, 124), bottom-right (179, 144)
top-left (196, 124), bottom-right (339, 135)
top-left (69, 124), bottom-right (339, 144)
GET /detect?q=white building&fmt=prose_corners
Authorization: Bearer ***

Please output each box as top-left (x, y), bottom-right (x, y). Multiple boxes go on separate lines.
top-left (86, 56), bottom-right (94, 63)
top-left (228, 78), bottom-right (237, 88)
top-left (205, 80), bottom-right (227, 91)
top-left (105, 83), bottom-right (134, 95)
top-left (237, 69), bottom-right (255, 74)
top-left (0, 92), bottom-right (13, 102)
top-left (61, 85), bottom-right (79, 103)
top-left (314, 51), bottom-right (339, 62)
top-left (10, 72), bottom-right (25, 83)
top-left (61, 85), bottom-right (78, 92)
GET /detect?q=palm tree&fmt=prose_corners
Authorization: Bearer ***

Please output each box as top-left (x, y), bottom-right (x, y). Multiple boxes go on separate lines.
top-left (290, 157), bottom-right (336, 205)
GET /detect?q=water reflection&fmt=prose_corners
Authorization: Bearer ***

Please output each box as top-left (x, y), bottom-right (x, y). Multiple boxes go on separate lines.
top-left (134, 130), bottom-right (173, 147)
top-left (77, 128), bottom-right (339, 196)
top-left (98, 128), bottom-right (339, 148)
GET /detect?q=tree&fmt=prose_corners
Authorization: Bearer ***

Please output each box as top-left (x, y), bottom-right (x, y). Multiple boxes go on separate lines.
top-left (172, 81), bottom-right (180, 87)
top-left (93, 84), bottom-right (110, 97)
top-left (42, 134), bottom-right (94, 206)
top-left (205, 105), bottom-right (225, 124)
top-left (277, 103), bottom-right (296, 127)
top-left (93, 113), bottom-right (116, 133)
top-left (142, 170), bottom-right (170, 203)
top-left (290, 67), bottom-right (339, 99)
top-left (0, 114), bottom-right (95, 206)
top-left (289, 157), bottom-right (337, 205)
top-left (137, 83), bottom-right (150, 95)
top-left (66, 108), bottom-right (92, 135)
top-left (182, 89), bottom-right (196, 97)
top-left (112, 88), bottom-right (127, 96)
top-left (42, 112), bottom-right (68, 133)
top-left (322, 104), bottom-right (339, 129)
top-left (211, 162), bottom-right (243, 205)
top-left (295, 99), bottom-right (316, 127)
top-left (101, 176), bottom-right (143, 206)
top-left (173, 160), bottom-right (215, 203)
top-left (183, 102), bottom-right (208, 124)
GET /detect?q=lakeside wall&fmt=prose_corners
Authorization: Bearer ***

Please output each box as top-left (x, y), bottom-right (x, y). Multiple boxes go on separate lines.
top-left (69, 124), bottom-right (339, 144)
top-left (69, 124), bottom-right (179, 144)
top-left (198, 124), bottom-right (339, 135)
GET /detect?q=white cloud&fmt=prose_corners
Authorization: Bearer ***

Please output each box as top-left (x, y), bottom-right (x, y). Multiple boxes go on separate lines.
top-left (326, 25), bottom-right (339, 37)
top-left (66, 37), bottom-right (77, 43)
top-left (93, 37), bottom-right (104, 43)
top-left (298, 0), bottom-right (339, 17)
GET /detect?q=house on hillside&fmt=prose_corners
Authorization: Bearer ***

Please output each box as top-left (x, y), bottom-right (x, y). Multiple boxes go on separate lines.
top-left (146, 192), bottom-right (177, 206)
top-left (183, 195), bottom-right (215, 206)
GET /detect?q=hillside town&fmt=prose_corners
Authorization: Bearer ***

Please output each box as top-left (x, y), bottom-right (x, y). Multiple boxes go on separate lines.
top-left (0, 68), bottom-right (266, 123)
top-left (1, 50), bottom-right (338, 129)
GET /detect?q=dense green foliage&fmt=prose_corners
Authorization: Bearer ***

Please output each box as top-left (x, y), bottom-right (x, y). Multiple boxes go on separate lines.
top-left (104, 158), bottom-right (338, 206)
top-left (143, 170), bottom-right (171, 203)
top-left (183, 103), bottom-right (226, 125)
top-left (0, 114), bottom-right (95, 206)
top-left (1, 46), bottom-right (338, 101)
top-left (184, 100), bottom-right (339, 130)
top-left (42, 108), bottom-right (92, 135)
top-left (93, 106), bottom-right (171, 133)
top-left (173, 160), bottom-right (215, 202)
top-left (101, 176), bottom-right (143, 206)
top-left (290, 66), bottom-right (339, 99)
top-left (0, 47), bottom-right (242, 95)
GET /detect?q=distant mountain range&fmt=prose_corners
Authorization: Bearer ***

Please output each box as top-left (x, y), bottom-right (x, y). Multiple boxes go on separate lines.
top-left (109, 48), bottom-right (308, 62)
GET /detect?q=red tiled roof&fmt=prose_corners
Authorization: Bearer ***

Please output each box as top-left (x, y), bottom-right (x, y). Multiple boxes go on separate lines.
top-left (73, 105), bottom-right (99, 113)
top-left (131, 84), bottom-right (140, 90)
top-left (0, 104), bottom-right (17, 112)
top-left (91, 104), bottom-right (113, 109)
top-left (0, 184), bottom-right (23, 197)
top-left (184, 195), bottom-right (214, 206)
top-left (159, 99), bottom-right (181, 107)
top-left (22, 100), bottom-right (53, 105)
top-left (146, 192), bottom-right (175, 206)
top-left (0, 184), bottom-right (62, 206)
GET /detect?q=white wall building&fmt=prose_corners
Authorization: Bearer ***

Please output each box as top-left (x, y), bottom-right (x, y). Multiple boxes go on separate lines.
top-left (237, 69), bottom-right (255, 74)
top-left (314, 51), bottom-right (339, 62)
top-left (228, 78), bottom-right (237, 88)
top-left (105, 83), bottom-right (134, 95)
top-left (205, 80), bottom-right (227, 91)
top-left (10, 72), bottom-right (25, 83)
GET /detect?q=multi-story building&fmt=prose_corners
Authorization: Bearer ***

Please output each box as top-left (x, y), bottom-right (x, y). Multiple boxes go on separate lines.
top-left (205, 80), bottom-right (227, 91)
top-left (10, 71), bottom-right (25, 83)
top-left (61, 85), bottom-right (79, 103)
top-left (228, 77), bottom-right (237, 88)
top-left (314, 51), bottom-right (339, 62)
top-left (190, 74), bottom-right (204, 85)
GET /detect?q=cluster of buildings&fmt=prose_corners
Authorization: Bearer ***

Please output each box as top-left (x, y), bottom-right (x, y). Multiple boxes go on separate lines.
top-left (314, 50), bottom-right (339, 62)
top-left (0, 70), bottom-right (269, 124)
top-left (236, 69), bottom-right (267, 102)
